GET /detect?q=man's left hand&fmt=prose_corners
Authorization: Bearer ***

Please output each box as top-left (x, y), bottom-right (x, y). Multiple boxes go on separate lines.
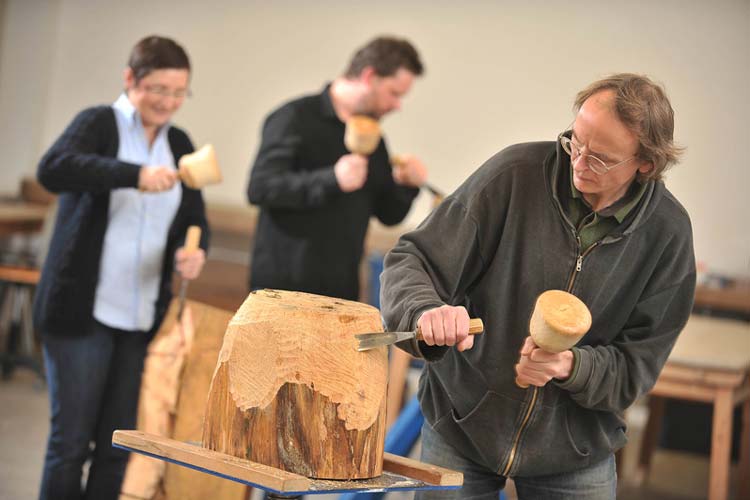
top-left (514, 337), bottom-right (575, 387)
top-left (392, 154), bottom-right (428, 188)
top-left (175, 247), bottom-right (206, 280)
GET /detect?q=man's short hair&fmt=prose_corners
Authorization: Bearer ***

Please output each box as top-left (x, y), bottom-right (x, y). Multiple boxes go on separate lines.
top-left (575, 73), bottom-right (682, 181)
top-left (344, 36), bottom-right (424, 79)
top-left (128, 35), bottom-right (191, 82)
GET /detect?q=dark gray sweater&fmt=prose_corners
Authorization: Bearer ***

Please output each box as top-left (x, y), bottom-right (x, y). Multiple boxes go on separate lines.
top-left (380, 140), bottom-right (695, 477)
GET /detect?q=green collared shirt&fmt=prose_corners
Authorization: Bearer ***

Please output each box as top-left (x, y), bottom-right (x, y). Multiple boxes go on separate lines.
top-left (558, 167), bottom-right (649, 386)
top-left (565, 168), bottom-right (648, 251)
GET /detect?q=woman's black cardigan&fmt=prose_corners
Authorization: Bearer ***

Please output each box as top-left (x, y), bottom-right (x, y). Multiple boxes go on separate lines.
top-left (33, 105), bottom-right (209, 338)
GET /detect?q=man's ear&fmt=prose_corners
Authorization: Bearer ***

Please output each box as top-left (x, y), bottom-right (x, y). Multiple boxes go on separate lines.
top-left (637, 161), bottom-right (654, 175)
top-left (123, 67), bottom-right (135, 91)
top-left (359, 66), bottom-right (377, 85)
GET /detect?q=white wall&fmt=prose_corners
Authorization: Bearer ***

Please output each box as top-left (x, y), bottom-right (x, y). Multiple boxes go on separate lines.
top-left (1, 0), bottom-right (748, 276)
top-left (0, 0), bottom-right (60, 193)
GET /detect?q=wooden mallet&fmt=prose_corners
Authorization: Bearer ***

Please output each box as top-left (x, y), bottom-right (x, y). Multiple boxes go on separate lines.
top-left (345, 115), bottom-right (444, 206)
top-left (178, 144), bottom-right (223, 189)
top-left (515, 290), bottom-right (592, 388)
top-left (344, 115), bottom-right (381, 156)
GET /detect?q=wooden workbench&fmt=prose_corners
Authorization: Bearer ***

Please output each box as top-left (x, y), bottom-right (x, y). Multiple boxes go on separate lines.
top-left (637, 315), bottom-right (750, 500)
top-left (694, 281), bottom-right (750, 317)
top-left (0, 201), bottom-right (49, 237)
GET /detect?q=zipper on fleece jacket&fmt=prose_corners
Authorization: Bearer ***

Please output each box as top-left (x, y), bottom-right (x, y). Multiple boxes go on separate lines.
top-left (500, 386), bottom-right (538, 476)
top-left (566, 235), bottom-right (599, 291)
top-left (500, 232), bottom-right (598, 477)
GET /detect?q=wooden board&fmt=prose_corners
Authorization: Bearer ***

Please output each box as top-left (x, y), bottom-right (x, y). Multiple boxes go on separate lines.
top-left (113, 430), bottom-right (462, 495)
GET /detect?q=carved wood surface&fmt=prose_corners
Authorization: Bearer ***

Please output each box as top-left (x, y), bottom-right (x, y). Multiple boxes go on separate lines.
top-left (202, 289), bottom-right (388, 479)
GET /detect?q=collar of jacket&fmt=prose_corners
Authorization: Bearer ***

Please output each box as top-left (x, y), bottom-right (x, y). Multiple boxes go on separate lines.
top-left (544, 138), bottom-right (660, 244)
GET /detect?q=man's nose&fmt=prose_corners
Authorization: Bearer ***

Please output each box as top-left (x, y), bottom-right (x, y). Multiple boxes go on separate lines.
top-left (571, 154), bottom-right (588, 172)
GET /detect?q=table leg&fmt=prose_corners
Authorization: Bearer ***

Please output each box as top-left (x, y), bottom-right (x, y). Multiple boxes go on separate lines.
top-left (739, 396), bottom-right (750, 500)
top-left (634, 395), bottom-right (665, 485)
top-left (709, 388), bottom-right (733, 500)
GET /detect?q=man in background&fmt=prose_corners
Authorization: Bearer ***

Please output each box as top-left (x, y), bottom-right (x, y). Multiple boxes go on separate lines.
top-left (246, 36), bottom-right (428, 300)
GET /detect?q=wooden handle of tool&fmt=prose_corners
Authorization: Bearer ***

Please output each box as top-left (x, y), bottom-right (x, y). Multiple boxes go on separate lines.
top-left (390, 154), bottom-right (406, 168)
top-left (515, 335), bottom-right (535, 389)
top-left (514, 341), bottom-right (575, 389)
top-left (184, 226), bottom-right (201, 253)
top-left (415, 318), bottom-right (484, 340)
top-left (468, 318), bottom-right (484, 334)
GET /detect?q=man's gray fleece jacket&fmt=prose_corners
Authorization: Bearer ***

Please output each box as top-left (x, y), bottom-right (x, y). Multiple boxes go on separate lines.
top-left (380, 140), bottom-right (696, 477)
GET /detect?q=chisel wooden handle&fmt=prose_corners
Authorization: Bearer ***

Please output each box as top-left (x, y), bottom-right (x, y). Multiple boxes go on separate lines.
top-left (415, 318), bottom-right (484, 340)
top-left (177, 226), bottom-right (201, 320)
top-left (184, 226), bottom-right (201, 253)
top-left (391, 154), bottom-right (446, 205)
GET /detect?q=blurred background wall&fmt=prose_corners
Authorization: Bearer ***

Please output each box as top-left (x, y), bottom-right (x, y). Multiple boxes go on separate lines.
top-left (0, 0), bottom-right (747, 276)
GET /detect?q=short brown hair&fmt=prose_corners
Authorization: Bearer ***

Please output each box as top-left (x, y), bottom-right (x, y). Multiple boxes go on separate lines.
top-left (574, 73), bottom-right (683, 181)
top-left (344, 36), bottom-right (424, 79)
top-left (127, 35), bottom-right (191, 82)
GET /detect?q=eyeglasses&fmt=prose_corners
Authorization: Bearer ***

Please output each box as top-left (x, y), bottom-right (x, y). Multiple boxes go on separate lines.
top-left (558, 131), bottom-right (634, 175)
top-left (141, 84), bottom-right (192, 100)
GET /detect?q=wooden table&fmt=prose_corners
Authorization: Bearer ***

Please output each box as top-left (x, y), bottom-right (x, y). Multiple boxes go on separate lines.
top-left (694, 281), bottom-right (750, 317)
top-left (637, 315), bottom-right (750, 500)
top-left (0, 201), bottom-right (49, 237)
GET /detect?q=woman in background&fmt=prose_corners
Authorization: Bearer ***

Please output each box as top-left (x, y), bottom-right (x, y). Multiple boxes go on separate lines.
top-left (33, 35), bottom-right (209, 500)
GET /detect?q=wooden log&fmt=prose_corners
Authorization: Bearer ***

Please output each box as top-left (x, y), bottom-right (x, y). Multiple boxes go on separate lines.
top-left (202, 289), bottom-right (388, 479)
top-left (121, 302), bottom-right (195, 499)
top-left (121, 299), bottom-right (245, 500)
top-left (162, 301), bottom-right (245, 500)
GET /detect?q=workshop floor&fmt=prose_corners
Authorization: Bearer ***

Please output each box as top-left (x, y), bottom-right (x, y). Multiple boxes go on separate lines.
top-left (0, 368), bottom-right (740, 500)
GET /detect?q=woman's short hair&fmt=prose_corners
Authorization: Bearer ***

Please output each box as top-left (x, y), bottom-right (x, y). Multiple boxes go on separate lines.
top-left (127, 35), bottom-right (190, 82)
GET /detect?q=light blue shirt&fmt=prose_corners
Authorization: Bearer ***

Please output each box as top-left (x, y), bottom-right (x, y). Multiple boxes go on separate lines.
top-left (93, 94), bottom-right (182, 331)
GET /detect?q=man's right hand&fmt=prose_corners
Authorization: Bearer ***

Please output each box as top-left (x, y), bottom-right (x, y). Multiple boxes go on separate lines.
top-left (334, 154), bottom-right (368, 192)
top-left (139, 165), bottom-right (178, 192)
top-left (417, 305), bottom-right (475, 352)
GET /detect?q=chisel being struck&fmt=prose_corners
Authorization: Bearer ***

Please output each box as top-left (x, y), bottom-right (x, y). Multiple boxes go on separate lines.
top-left (355, 318), bottom-right (484, 351)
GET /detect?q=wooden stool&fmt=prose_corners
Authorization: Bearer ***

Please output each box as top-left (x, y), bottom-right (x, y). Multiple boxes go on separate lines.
top-left (636, 315), bottom-right (750, 500)
top-left (0, 265), bottom-right (43, 380)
